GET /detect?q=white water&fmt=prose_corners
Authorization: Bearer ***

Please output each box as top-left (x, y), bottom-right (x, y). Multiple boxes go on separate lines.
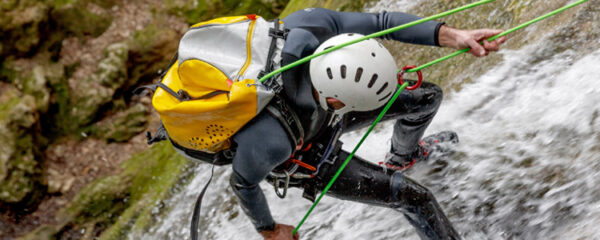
top-left (137, 3), bottom-right (600, 240)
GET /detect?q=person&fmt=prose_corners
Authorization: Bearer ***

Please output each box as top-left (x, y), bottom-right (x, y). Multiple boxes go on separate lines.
top-left (229, 8), bottom-right (507, 240)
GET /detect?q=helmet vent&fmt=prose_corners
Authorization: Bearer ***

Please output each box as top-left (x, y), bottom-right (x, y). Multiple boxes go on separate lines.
top-left (378, 91), bottom-right (392, 102)
top-left (376, 82), bottom-right (388, 95)
top-left (371, 52), bottom-right (376, 57)
top-left (340, 65), bottom-right (347, 79)
top-left (326, 68), bottom-right (333, 79)
top-left (355, 67), bottom-right (363, 82)
top-left (367, 74), bottom-right (378, 88)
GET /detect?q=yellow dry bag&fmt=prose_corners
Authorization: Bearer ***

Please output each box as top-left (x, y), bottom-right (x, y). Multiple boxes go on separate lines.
top-left (149, 14), bottom-right (287, 160)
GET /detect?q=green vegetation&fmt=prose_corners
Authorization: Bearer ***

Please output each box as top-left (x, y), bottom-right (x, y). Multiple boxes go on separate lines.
top-left (22, 142), bottom-right (189, 240)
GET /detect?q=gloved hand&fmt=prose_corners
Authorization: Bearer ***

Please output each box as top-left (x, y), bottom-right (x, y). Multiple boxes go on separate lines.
top-left (260, 223), bottom-right (299, 240)
top-left (438, 25), bottom-right (508, 57)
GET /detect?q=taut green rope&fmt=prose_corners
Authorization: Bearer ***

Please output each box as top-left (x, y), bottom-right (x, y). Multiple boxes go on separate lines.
top-left (290, 1), bottom-right (499, 235)
top-left (258, 0), bottom-right (496, 83)
top-left (406, 0), bottom-right (589, 73)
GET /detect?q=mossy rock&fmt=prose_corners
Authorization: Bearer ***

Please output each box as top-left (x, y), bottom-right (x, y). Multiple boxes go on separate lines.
top-left (279, 0), bottom-right (373, 18)
top-left (50, 0), bottom-right (113, 39)
top-left (2, 57), bottom-right (64, 113)
top-left (0, 0), bottom-right (50, 57)
top-left (127, 23), bottom-right (180, 89)
top-left (22, 142), bottom-right (189, 240)
top-left (162, 0), bottom-right (288, 25)
top-left (53, 42), bottom-right (129, 134)
top-left (0, 85), bottom-right (39, 203)
top-left (88, 103), bottom-right (149, 142)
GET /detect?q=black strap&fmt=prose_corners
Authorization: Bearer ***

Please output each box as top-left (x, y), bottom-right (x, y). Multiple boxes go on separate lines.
top-left (153, 82), bottom-right (229, 102)
top-left (265, 95), bottom-right (304, 150)
top-left (133, 84), bottom-right (158, 96)
top-left (145, 123), bottom-right (168, 145)
top-left (258, 18), bottom-right (288, 92)
top-left (156, 82), bottom-right (184, 101)
top-left (190, 160), bottom-right (217, 240)
top-left (160, 53), bottom-right (179, 79)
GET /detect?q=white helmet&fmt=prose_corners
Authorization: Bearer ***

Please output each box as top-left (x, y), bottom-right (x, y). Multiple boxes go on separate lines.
top-left (309, 33), bottom-right (398, 115)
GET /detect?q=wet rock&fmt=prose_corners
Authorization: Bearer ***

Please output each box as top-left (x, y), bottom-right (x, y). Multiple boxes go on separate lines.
top-left (280, 0), bottom-right (371, 17)
top-left (68, 42), bottom-right (129, 128)
top-left (24, 142), bottom-right (188, 240)
top-left (46, 169), bottom-right (76, 194)
top-left (3, 58), bottom-right (64, 113)
top-left (0, 0), bottom-right (49, 57)
top-left (50, 1), bottom-right (113, 38)
top-left (0, 84), bottom-right (39, 203)
top-left (126, 23), bottom-right (180, 90)
top-left (164, 0), bottom-right (288, 25)
top-left (90, 103), bottom-right (149, 142)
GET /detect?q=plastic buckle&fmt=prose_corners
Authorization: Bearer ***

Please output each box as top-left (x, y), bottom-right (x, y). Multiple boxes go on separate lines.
top-left (269, 28), bottom-right (288, 39)
top-left (397, 65), bottom-right (423, 91)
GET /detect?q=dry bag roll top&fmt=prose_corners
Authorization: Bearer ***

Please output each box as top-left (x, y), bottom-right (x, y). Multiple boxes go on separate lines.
top-left (152, 15), bottom-right (285, 155)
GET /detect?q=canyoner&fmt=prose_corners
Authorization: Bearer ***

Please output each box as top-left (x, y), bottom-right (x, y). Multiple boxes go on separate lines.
top-left (135, 0), bottom-right (589, 239)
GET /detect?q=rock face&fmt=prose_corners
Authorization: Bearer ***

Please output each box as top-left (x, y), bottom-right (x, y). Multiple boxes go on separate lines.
top-left (0, 85), bottom-right (38, 203)
top-left (0, 0), bottom-right (290, 238)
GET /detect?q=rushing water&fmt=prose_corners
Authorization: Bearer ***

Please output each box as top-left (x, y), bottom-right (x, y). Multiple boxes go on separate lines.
top-left (137, 2), bottom-right (600, 240)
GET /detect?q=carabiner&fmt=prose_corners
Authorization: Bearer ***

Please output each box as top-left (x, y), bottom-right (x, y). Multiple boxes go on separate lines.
top-left (273, 170), bottom-right (290, 199)
top-left (397, 65), bottom-right (423, 91)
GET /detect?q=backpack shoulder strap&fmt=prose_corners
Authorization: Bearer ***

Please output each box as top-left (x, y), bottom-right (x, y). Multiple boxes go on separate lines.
top-left (265, 95), bottom-right (304, 152)
top-left (259, 18), bottom-right (288, 93)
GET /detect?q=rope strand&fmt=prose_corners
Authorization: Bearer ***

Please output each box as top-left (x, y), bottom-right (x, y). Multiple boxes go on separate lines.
top-left (406, 0), bottom-right (589, 73)
top-left (292, 0), bottom-right (589, 236)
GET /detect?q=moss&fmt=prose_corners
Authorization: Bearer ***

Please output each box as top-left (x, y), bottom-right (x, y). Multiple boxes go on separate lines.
top-left (87, 0), bottom-right (118, 9)
top-left (52, 0), bottom-right (79, 8)
top-left (50, 1), bottom-right (113, 38)
top-left (23, 142), bottom-right (189, 239)
top-left (162, 0), bottom-right (288, 25)
top-left (88, 103), bottom-right (149, 142)
top-left (0, 87), bottom-right (39, 203)
top-left (4, 57), bottom-right (63, 113)
top-left (0, 1), bottom-right (49, 57)
top-left (279, 0), bottom-right (372, 18)
top-left (49, 42), bottom-right (129, 135)
top-left (127, 23), bottom-right (179, 89)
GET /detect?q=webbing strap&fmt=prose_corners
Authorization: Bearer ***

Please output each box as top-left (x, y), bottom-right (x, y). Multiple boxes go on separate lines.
top-left (190, 161), bottom-right (217, 240)
top-left (260, 18), bottom-right (287, 93)
top-left (265, 96), bottom-right (305, 151)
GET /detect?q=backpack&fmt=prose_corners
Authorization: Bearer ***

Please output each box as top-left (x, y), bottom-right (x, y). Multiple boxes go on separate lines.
top-left (135, 15), bottom-right (307, 240)
top-left (137, 14), bottom-right (303, 165)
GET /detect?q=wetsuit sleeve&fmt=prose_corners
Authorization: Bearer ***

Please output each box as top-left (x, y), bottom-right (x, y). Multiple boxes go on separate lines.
top-left (283, 8), bottom-right (444, 46)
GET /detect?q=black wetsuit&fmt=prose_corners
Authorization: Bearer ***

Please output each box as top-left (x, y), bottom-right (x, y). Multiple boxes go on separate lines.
top-left (230, 8), bottom-right (459, 240)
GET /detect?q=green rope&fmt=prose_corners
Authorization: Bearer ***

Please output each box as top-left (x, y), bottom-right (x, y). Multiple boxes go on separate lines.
top-left (292, 82), bottom-right (408, 235)
top-left (258, 0), bottom-right (496, 83)
top-left (290, 0), bottom-right (590, 236)
top-left (406, 0), bottom-right (589, 73)
top-left (289, 1), bottom-right (500, 235)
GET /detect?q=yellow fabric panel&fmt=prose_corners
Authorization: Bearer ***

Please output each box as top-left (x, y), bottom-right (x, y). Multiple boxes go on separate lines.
top-left (178, 59), bottom-right (230, 96)
top-left (153, 62), bottom-right (182, 112)
top-left (155, 76), bottom-right (258, 153)
top-left (190, 16), bottom-right (249, 28)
